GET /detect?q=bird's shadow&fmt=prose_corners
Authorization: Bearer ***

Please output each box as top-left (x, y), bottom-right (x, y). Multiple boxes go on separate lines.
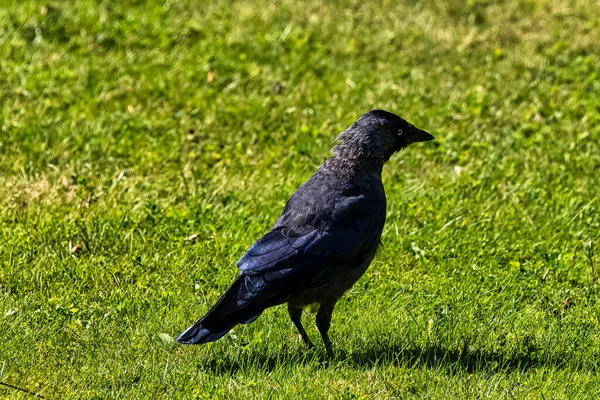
top-left (197, 339), bottom-right (593, 375)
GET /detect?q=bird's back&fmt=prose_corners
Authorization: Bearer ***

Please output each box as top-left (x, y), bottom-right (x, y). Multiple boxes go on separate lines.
top-left (274, 158), bottom-right (387, 234)
top-left (271, 158), bottom-right (387, 304)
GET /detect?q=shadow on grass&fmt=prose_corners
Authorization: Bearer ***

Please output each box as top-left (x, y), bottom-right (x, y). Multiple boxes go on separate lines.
top-left (199, 341), bottom-right (594, 375)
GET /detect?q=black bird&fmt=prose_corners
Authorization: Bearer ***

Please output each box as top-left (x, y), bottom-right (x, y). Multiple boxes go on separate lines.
top-left (177, 110), bottom-right (434, 352)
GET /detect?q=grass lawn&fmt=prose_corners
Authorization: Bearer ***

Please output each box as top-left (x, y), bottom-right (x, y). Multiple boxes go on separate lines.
top-left (1, 0), bottom-right (600, 398)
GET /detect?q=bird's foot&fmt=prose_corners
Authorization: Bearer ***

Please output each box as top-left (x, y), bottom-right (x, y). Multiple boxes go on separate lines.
top-left (324, 341), bottom-right (333, 357)
top-left (303, 337), bottom-right (314, 349)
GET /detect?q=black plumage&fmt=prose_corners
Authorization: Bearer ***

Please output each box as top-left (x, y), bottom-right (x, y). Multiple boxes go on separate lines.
top-left (177, 110), bottom-right (434, 351)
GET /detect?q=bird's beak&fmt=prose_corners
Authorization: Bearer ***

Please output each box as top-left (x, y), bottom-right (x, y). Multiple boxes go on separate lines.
top-left (405, 125), bottom-right (435, 144)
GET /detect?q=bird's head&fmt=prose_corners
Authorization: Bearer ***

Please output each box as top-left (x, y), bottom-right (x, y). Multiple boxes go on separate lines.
top-left (333, 110), bottom-right (434, 165)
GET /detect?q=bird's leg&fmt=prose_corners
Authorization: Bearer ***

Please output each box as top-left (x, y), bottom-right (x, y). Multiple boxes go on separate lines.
top-left (288, 304), bottom-right (312, 347)
top-left (316, 300), bottom-right (337, 355)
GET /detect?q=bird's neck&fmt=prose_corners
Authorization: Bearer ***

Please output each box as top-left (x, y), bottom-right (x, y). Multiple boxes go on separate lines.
top-left (326, 155), bottom-right (385, 178)
top-left (331, 140), bottom-right (391, 173)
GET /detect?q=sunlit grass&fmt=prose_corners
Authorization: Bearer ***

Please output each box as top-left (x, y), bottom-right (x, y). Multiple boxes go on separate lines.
top-left (1, 0), bottom-right (600, 398)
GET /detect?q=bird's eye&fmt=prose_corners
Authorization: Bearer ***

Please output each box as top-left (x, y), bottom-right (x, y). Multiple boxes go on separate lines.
top-left (397, 129), bottom-right (403, 136)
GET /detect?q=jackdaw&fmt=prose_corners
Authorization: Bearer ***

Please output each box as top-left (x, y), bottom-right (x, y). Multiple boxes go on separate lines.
top-left (177, 110), bottom-right (434, 352)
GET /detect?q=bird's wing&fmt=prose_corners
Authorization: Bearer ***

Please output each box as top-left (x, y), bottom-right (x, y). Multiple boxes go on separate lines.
top-left (237, 193), bottom-right (381, 278)
top-left (237, 228), bottom-right (321, 275)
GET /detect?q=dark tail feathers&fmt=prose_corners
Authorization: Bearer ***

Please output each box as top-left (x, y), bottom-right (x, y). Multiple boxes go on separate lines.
top-left (176, 275), bottom-right (265, 345)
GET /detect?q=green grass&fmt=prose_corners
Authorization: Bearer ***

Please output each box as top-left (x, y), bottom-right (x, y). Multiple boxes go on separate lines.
top-left (1, 0), bottom-right (600, 398)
